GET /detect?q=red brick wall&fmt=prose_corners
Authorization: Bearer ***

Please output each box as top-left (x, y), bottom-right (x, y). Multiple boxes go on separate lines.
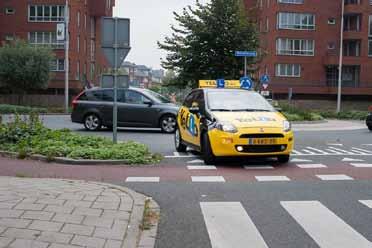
top-left (244, 0), bottom-right (372, 96)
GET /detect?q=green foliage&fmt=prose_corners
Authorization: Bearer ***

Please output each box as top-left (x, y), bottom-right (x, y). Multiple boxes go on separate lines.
top-left (0, 40), bottom-right (54, 95)
top-left (158, 0), bottom-right (259, 88)
top-left (0, 104), bottom-right (47, 114)
top-left (280, 103), bottom-right (367, 121)
top-left (0, 115), bottom-right (159, 164)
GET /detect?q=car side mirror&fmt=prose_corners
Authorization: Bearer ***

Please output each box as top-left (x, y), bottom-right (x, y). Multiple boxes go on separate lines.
top-left (189, 106), bottom-right (200, 114)
top-left (143, 100), bottom-right (153, 106)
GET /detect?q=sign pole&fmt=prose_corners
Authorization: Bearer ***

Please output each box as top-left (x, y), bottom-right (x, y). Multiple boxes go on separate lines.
top-left (64, 0), bottom-right (69, 114)
top-left (244, 56), bottom-right (247, 77)
top-left (337, 0), bottom-right (345, 113)
top-left (113, 17), bottom-right (118, 144)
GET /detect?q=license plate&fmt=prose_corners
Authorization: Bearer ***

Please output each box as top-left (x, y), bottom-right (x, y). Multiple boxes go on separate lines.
top-left (248, 138), bottom-right (278, 145)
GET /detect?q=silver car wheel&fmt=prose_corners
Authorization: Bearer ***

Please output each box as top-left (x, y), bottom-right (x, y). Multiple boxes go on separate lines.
top-left (162, 116), bottom-right (176, 133)
top-left (85, 115), bottom-right (100, 130)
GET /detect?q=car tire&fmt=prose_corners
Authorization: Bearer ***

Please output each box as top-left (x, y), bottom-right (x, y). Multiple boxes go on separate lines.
top-left (160, 115), bottom-right (177, 133)
top-left (175, 128), bottom-right (187, 152)
top-left (277, 155), bottom-right (290, 164)
top-left (83, 113), bottom-right (102, 131)
top-left (202, 132), bottom-right (216, 165)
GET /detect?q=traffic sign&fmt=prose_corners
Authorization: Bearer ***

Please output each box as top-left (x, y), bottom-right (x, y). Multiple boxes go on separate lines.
top-left (216, 79), bottom-right (225, 88)
top-left (260, 74), bottom-right (270, 83)
top-left (261, 90), bottom-right (270, 96)
top-left (240, 76), bottom-right (253, 90)
top-left (235, 51), bottom-right (257, 57)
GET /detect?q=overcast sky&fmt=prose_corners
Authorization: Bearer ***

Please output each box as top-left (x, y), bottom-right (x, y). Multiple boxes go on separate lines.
top-left (114, 0), bottom-right (209, 70)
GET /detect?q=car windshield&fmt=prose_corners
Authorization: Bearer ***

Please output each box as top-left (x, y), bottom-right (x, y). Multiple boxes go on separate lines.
top-left (144, 90), bottom-right (171, 103)
top-left (207, 91), bottom-right (274, 112)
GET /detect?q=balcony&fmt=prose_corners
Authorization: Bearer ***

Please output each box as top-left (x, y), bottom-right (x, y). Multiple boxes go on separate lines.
top-left (344, 3), bottom-right (364, 13)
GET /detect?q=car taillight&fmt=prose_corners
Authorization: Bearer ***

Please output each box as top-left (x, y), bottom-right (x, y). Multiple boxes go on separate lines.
top-left (72, 91), bottom-right (84, 110)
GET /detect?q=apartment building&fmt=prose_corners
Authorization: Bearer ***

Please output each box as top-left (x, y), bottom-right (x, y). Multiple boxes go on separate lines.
top-left (244, 0), bottom-right (372, 97)
top-left (0, 0), bottom-right (115, 94)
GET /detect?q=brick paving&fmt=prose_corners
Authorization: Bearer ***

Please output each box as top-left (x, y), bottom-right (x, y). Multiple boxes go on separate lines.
top-left (0, 177), bottom-right (146, 248)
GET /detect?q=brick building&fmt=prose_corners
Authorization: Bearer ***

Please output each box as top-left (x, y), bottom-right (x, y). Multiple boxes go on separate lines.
top-left (0, 0), bottom-right (114, 95)
top-left (244, 0), bottom-right (372, 98)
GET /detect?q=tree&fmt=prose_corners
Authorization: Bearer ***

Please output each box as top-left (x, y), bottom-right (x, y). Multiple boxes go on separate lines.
top-left (158, 0), bottom-right (259, 88)
top-left (0, 40), bottom-right (54, 102)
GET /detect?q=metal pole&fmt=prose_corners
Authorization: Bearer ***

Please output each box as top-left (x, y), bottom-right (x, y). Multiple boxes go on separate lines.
top-left (337, 0), bottom-right (345, 113)
top-left (64, 0), bottom-right (69, 113)
top-left (244, 57), bottom-right (247, 77)
top-left (113, 17), bottom-right (118, 143)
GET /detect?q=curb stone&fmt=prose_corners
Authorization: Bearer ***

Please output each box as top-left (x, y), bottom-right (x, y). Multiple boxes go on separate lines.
top-left (0, 150), bottom-right (157, 167)
top-left (138, 198), bottom-right (160, 248)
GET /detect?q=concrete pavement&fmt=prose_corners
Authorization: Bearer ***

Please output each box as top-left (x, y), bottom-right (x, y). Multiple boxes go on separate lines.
top-left (0, 177), bottom-right (157, 248)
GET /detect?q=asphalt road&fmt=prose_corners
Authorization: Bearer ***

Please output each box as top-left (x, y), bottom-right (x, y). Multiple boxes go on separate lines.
top-left (3, 114), bottom-right (372, 248)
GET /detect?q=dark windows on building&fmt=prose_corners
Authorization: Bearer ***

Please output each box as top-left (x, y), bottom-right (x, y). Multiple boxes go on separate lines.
top-left (326, 66), bottom-right (360, 87)
top-left (5, 8), bottom-right (15, 15)
top-left (277, 12), bottom-right (315, 30)
top-left (28, 5), bottom-right (65, 22)
top-left (344, 14), bottom-right (361, 32)
top-left (343, 40), bottom-right (361, 57)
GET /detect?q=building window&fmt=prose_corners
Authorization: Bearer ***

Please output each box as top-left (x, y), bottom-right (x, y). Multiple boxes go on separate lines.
top-left (368, 39), bottom-right (372, 56)
top-left (345, 0), bottom-right (360, 4)
top-left (328, 42), bottom-right (336, 50)
top-left (326, 66), bottom-right (360, 87)
top-left (278, 0), bottom-right (304, 3)
top-left (28, 5), bottom-right (65, 22)
top-left (275, 64), bottom-right (301, 77)
top-left (276, 38), bottom-right (314, 56)
top-left (344, 14), bottom-right (361, 31)
top-left (28, 32), bottom-right (64, 49)
top-left (278, 12), bottom-right (315, 30)
top-left (5, 8), bottom-right (15, 15)
top-left (328, 18), bottom-right (336, 25)
top-left (369, 15), bottom-right (372, 36)
top-left (50, 59), bottom-right (65, 71)
top-left (343, 40), bottom-right (361, 56)
top-left (5, 35), bottom-right (14, 41)
top-left (77, 36), bottom-right (80, 52)
top-left (77, 11), bottom-right (80, 28)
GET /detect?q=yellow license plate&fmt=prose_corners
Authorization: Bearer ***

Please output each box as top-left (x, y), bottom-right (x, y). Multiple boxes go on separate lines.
top-left (248, 138), bottom-right (278, 145)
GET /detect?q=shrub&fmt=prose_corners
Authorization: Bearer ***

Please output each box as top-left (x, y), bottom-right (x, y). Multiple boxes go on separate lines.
top-left (0, 104), bottom-right (47, 114)
top-left (0, 114), bottom-right (159, 164)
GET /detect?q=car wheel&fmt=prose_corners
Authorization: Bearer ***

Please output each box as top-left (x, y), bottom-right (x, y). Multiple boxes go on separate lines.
top-left (202, 132), bottom-right (216, 165)
top-left (175, 128), bottom-right (187, 152)
top-left (277, 155), bottom-right (290, 164)
top-left (160, 115), bottom-right (176, 133)
top-left (83, 114), bottom-right (102, 131)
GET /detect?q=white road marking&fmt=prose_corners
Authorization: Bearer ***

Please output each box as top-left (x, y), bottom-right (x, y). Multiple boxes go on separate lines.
top-left (301, 149), bottom-right (316, 155)
top-left (351, 147), bottom-right (372, 154)
top-left (316, 174), bottom-right (354, 181)
top-left (359, 200), bottom-right (372, 208)
top-left (342, 158), bottom-right (365, 162)
top-left (281, 201), bottom-right (372, 248)
top-left (305, 147), bottom-right (329, 155)
top-left (291, 150), bottom-right (303, 155)
top-left (200, 202), bottom-right (268, 248)
top-left (125, 177), bottom-right (160, 182)
top-left (328, 147), bottom-right (355, 155)
top-left (191, 176), bottom-right (225, 182)
top-left (187, 159), bottom-right (204, 164)
top-left (255, 176), bottom-right (290, 182)
top-left (325, 148), bottom-right (344, 155)
top-left (291, 158), bottom-right (313, 162)
top-left (244, 166), bottom-right (274, 170)
top-left (327, 143), bottom-right (344, 146)
top-left (164, 152), bottom-right (197, 158)
top-left (296, 164), bottom-right (327, 169)
top-left (187, 165), bottom-right (217, 170)
top-left (350, 163), bottom-right (372, 168)
top-left (361, 144), bottom-right (372, 146)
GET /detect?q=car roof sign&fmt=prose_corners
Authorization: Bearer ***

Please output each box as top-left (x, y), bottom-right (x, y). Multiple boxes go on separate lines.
top-left (199, 80), bottom-right (241, 89)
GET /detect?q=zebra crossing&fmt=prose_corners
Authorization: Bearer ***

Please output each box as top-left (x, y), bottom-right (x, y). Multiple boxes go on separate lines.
top-left (200, 200), bottom-right (372, 248)
top-left (164, 145), bottom-right (372, 158)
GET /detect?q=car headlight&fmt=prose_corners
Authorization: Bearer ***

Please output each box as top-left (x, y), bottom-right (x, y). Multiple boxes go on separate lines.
top-left (283, 120), bottom-right (291, 132)
top-left (216, 122), bottom-right (238, 133)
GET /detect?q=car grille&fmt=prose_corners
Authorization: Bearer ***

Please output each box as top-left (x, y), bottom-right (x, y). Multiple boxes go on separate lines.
top-left (236, 145), bottom-right (287, 153)
top-left (240, 133), bottom-right (284, 138)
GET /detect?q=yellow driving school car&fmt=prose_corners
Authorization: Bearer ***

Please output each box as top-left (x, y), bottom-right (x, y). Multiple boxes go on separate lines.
top-left (175, 80), bottom-right (294, 165)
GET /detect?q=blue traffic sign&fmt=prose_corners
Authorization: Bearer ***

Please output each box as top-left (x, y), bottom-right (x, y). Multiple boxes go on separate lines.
top-left (260, 74), bottom-right (270, 84)
top-left (216, 79), bottom-right (225, 88)
top-left (235, 51), bottom-right (257, 57)
top-left (240, 76), bottom-right (253, 90)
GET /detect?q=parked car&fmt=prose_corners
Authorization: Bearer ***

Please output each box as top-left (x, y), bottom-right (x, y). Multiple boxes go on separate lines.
top-left (71, 88), bottom-right (179, 133)
top-left (367, 106), bottom-right (372, 131)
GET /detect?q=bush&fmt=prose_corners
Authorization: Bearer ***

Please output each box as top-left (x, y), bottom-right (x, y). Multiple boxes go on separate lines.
top-left (0, 104), bottom-right (47, 114)
top-left (0, 114), bottom-right (159, 164)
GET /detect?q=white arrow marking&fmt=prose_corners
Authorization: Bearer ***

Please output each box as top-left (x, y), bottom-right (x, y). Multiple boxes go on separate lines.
top-left (291, 158), bottom-right (313, 163)
top-left (187, 159), bottom-right (204, 164)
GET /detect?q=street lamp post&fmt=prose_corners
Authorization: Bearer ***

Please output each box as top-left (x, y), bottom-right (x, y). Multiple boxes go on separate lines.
top-left (64, 0), bottom-right (70, 114)
top-left (337, 0), bottom-right (345, 113)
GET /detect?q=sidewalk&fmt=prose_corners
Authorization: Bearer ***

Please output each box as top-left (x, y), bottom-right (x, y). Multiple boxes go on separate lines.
top-left (293, 119), bottom-right (366, 131)
top-left (0, 177), bottom-right (158, 248)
